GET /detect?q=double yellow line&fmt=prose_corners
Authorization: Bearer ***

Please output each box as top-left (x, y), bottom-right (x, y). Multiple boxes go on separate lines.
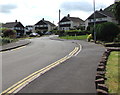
top-left (1, 46), bottom-right (80, 95)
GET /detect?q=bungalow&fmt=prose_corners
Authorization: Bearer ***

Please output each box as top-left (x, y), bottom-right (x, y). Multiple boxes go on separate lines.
top-left (59, 14), bottom-right (85, 31)
top-left (34, 18), bottom-right (56, 33)
top-left (85, 5), bottom-right (118, 30)
top-left (2, 20), bottom-right (24, 37)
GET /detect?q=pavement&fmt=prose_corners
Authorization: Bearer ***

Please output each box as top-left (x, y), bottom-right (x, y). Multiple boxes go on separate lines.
top-left (0, 39), bottom-right (31, 52)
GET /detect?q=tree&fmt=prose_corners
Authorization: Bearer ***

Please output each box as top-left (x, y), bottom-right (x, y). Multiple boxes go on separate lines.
top-left (114, 1), bottom-right (120, 24)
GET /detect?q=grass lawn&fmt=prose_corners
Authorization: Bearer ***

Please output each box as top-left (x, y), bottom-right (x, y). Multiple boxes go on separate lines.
top-left (105, 51), bottom-right (120, 94)
top-left (59, 35), bottom-right (88, 40)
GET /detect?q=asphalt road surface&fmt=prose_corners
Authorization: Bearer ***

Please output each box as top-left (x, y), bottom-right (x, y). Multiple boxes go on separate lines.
top-left (2, 35), bottom-right (105, 93)
top-left (1, 35), bottom-right (77, 92)
top-left (18, 38), bottom-right (105, 93)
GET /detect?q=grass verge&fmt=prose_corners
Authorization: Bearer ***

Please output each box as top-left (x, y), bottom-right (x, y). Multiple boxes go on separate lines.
top-left (59, 35), bottom-right (88, 40)
top-left (105, 51), bottom-right (120, 94)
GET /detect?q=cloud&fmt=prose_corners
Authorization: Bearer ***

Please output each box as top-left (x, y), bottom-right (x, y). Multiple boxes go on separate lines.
top-left (0, 4), bottom-right (17, 13)
top-left (61, 1), bottom-right (108, 12)
top-left (61, 1), bottom-right (93, 12)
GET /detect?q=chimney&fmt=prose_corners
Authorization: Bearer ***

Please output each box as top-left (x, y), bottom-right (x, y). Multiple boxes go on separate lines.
top-left (42, 18), bottom-right (44, 21)
top-left (100, 9), bottom-right (102, 11)
top-left (15, 20), bottom-right (17, 22)
top-left (67, 14), bottom-right (70, 17)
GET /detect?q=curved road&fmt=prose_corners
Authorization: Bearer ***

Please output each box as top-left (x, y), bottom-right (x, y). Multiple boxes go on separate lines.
top-left (2, 36), bottom-right (77, 92)
top-left (19, 38), bottom-right (105, 93)
top-left (2, 35), bottom-right (105, 93)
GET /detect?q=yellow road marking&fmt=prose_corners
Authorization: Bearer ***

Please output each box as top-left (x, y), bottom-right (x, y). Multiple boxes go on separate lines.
top-left (1, 45), bottom-right (81, 95)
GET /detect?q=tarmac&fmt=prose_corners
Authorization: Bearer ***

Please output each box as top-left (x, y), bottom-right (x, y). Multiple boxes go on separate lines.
top-left (0, 39), bottom-right (31, 52)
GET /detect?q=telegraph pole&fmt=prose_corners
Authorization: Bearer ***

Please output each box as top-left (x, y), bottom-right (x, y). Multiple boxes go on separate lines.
top-left (93, 0), bottom-right (96, 43)
top-left (58, 9), bottom-right (61, 31)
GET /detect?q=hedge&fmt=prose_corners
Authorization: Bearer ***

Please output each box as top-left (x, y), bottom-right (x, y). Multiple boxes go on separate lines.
top-left (94, 22), bottom-right (120, 42)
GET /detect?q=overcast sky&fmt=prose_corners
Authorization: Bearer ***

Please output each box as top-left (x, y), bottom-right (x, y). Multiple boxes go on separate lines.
top-left (0, 0), bottom-right (114, 26)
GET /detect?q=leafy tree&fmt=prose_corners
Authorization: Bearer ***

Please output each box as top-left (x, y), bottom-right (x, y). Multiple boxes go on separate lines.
top-left (114, 1), bottom-right (120, 24)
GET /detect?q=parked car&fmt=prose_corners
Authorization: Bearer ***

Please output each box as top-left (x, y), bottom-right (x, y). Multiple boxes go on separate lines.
top-left (45, 31), bottom-right (52, 35)
top-left (29, 32), bottom-right (40, 37)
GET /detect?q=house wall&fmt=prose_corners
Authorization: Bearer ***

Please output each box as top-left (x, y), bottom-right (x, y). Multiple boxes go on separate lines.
top-left (85, 20), bottom-right (89, 30)
top-left (59, 21), bottom-right (71, 30)
top-left (71, 21), bottom-right (80, 28)
top-left (85, 16), bottom-right (118, 30)
top-left (60, 21), bottom-right (83, 30)
top-left (107, 17), bottom-right (118, 24)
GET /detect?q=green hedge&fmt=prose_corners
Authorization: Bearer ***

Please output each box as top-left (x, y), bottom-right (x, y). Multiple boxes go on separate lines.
top-left (94, 22), bottom-right (120, 42)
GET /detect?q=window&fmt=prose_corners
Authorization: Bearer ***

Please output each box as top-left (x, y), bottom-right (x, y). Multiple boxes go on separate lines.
top-left (60, 21), bottom-right (71, 25)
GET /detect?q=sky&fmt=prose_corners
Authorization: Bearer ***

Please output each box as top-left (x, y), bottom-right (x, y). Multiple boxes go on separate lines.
top-left (0, 0), bottom-right (115, 26)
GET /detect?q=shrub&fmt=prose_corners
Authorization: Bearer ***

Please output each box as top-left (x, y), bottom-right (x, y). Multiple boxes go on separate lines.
top-left (95, 22), bottom-right (120, 42)
top-left (2, 28), bottom-right (17, 38)
top-left (0, 37), bottom-right (16, 45)
top-left (114, 33), bottom-right (120, 42)
top-left (65, 30), bottom-right (88, 36)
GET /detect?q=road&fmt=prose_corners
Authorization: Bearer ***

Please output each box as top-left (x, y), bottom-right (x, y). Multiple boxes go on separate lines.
top-left (1, 35), bottom-right (77, 92)
top-left (1, 35), bottom-right (105, 93)
top-left (19, 39), bottom-right (105, 93)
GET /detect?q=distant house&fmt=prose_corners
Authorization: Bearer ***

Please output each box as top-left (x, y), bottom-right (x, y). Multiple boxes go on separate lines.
top-left (2, 20), bottom-right (24, 37)
top-left (25, 25), bottom-right (33, 35)
top-left (85, 5), bottom-right (118, 30)
top-left (34, 18), bottom-right (56, 33)
top-left (59, 14), bottom-right (85, 31)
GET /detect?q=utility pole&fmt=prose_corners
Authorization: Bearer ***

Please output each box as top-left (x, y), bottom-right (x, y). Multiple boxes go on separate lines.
top-left (93, 0), bottom-right (96, 43)
top-left (58, 9), bottom-right (61, 31)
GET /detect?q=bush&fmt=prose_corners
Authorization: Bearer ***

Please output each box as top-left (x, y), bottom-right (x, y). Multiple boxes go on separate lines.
top-left (2, 28), bottom-right (17, 38)
top-left (114, 33), bottom-right (120, 42)
top-left (0, 37), bottom-right (16, 45)
top-left (65, 30), bottom-right (88, 36)
top-left (95, 22), bottom-right (120, 42)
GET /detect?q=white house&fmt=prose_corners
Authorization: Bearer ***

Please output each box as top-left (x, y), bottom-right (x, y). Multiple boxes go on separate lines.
top-left (85, 5), bottom-right (118, 30)
top-left (34, 18), bottom-right (56, 32)
top-left (59, 14), bottom-right (84, 31)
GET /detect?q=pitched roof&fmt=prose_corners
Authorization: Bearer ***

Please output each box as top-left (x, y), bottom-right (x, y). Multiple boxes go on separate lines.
top-left (100, 10), bottom-right (115, 18)
top-left (44, 20), bottom-right (56, 26)
top-left (68, 17), bottom-right (84, 22)
top-left (35, 20), bottom-right (55, 26)
top-left (2, 22), bottom-right (24, 28)
top-left (87, 11), bottom-right (107, 19)
top-left (60, 16), bottom-right (84, 23)
top-left (87, 4), bottom-right (115, 20)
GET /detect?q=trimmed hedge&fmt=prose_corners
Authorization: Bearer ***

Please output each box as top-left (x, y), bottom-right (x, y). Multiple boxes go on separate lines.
top-left (94, 22), bottom-right (120, 42)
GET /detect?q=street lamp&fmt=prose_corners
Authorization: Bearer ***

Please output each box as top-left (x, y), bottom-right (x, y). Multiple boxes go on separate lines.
top-left (93, 0), bottom-right (96, 43)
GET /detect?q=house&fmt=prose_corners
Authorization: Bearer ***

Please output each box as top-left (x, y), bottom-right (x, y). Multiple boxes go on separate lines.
top-left (2, 20), bottom-right (24, 37)
top-left (25, 25), bottom-right (33, 35)
top-left (34, 18), bottom-right (56, 33)
top-left (59, 14), bottom-right (85, 31)
top-left (85, 5), bottom-right (118, 30)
